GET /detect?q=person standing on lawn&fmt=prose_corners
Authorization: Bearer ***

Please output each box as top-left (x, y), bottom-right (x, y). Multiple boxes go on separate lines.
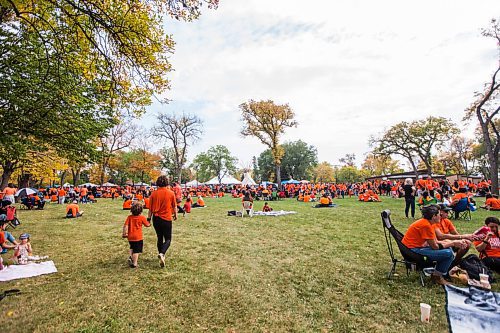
top-left (148, 175), bottom-right (177, 268)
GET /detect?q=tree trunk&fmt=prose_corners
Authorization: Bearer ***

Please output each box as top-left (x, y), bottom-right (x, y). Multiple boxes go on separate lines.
top-left (479, 121), bottom-right (499, 195)
top-left (0, 161), bottom-right (15, 190)
top-left (276, 164), bottom-right (282, 190)
top-left (72, 168), bottom-right (81, 186)
top-left (177, 167), bottom-right (182, 184)
top-left (60, 170), bottom-right (67, 186)
top-left (407, 158), bottom-right (419, 177)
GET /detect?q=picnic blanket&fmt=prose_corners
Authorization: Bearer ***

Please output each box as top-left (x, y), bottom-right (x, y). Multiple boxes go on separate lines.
top-left (445, 285), bottom-right (500, 333)
top-left (0, 261), bottom-right (57, 282)
top-left (312, 204), bottom-right (337, 208)
top-left (252, 210), bottom-right (296, 216)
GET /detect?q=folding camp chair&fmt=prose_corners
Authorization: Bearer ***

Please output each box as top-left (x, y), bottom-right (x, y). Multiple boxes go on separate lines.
top-left (452, 198), bottom-right (471, 221)
top-left (241, 201), bottom-right (254, 217)
top-left (381, 210), bottom-right (435, 286)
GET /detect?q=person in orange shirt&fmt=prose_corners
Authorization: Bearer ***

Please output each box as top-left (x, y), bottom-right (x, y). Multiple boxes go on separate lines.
top-left (192, 196), bottom-right (205, 208)
top-left (123, 198), bottom-right (132, 210)
top-left (473, 216), bottom-right (500, 273)
top-left (401, 205), bottom-right (468, 285)
top-left (147, 175), bottom-right (177, 268)
top-left (122, 202), bottom-right (150, 268)
top-left (80, 187), bottom-right (88, 203)
top-left (481, 193), bottom-right (500, 211)
top-left (3, 184), bottom-right (16, 205)
top-left (58, 188), bottom-right (66, 204)
top-left (434, 204), bottom-right (478, 266)
top-left (66, 200), bottom-right (83, 218)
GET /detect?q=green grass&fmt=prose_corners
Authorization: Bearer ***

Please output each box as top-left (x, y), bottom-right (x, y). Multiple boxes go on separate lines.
top-left (0, 195), bottom-right (498, 332)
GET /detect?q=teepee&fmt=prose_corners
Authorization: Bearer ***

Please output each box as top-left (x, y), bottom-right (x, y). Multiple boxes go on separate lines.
top-left (241, 172), bottom-right (257, 186)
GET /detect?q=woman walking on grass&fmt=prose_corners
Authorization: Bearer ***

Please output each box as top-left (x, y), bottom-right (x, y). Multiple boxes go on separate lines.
top-left (147, 175), bottom-right (177, 268)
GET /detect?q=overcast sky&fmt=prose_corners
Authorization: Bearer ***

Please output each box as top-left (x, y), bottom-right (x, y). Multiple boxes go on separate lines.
top-left (141, 0), bottom-right (500, 170)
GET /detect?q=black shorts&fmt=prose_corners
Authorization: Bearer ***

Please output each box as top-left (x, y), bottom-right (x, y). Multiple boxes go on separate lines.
top-left (129, 240), bottom-right (144, 253)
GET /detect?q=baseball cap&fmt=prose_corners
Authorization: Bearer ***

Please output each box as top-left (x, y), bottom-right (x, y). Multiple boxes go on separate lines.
top-left (19, 233), bottom-right (30, 240)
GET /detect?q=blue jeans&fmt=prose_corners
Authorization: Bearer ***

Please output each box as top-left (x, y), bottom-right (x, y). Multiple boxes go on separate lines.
top-left (411, 247), bottom-right (455, 275)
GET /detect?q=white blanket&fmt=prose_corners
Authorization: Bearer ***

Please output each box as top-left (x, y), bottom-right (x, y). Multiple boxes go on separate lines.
top-left (253, 210), bottom-right (297, 216)
top-left (445, 285), bottom-right (500, 333)
top-left (0, 261), bottom-right (57, 282)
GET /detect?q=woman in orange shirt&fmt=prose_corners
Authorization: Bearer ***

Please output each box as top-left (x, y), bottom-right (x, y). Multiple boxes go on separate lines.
top-left (147, 176), bottom-right (177, 268)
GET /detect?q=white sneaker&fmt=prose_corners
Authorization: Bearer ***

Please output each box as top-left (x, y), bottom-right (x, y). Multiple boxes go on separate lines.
top-left (158, 253), bottom-right (165, 268)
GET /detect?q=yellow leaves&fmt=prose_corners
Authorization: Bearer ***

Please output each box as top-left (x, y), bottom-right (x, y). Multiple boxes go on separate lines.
top-left (240, 99), bottom-right (297, 165)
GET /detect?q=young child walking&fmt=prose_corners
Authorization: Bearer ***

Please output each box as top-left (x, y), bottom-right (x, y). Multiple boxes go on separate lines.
top-left (122, 202), bottom-right (150, 268)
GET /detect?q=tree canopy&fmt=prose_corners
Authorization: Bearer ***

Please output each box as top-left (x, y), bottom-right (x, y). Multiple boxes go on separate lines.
top-left (240, 99), bottom-right (297, 188)
top-left (192, 145), bottom-right (237, 183)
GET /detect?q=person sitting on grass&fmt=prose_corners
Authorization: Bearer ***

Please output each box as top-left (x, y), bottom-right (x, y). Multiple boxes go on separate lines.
top-left (401, 205), bottom-right (469, 285)
top-left (122, 202), bottom-right (150, 268)
top-left (473, 216), bottom-right (500, 273)
top-left (122, 197), bottom-right (132, 210)
top-left (66, 200), bottom-right (84, 218)
top-left (480, 193), bottom-right (500, 211)
top-left (0, 219), bottom-right (17, 254)
top-left (262, 202), bottom-right (273, 212)
top-left (183, 196), bottom-right (192, 216)
top-left (192, 196), bottom-right (205, 208)
top-left (13, 233), bottom-right (32, 265)
top-left (417, 191), bottom-right (437, 206)
top-left (315, 194), bottom-right (333, 207)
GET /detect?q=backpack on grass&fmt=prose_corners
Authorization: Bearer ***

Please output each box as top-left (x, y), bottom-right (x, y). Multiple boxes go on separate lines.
top-left (458, 254), bottom-right (494, 283)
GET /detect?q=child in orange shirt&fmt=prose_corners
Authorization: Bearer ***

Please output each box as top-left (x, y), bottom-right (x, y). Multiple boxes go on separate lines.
top-left (122, 202), bottom-right (150, 268)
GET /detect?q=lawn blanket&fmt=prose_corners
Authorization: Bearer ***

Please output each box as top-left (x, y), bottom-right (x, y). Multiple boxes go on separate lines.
top-left (312, 204), bottom-right (337, 208)
top-left (445, 285), bottom-right (499, 333)
top-left (252, 210), bottom-right (296, 217)
top-left (0, 261), bottom-right (57, 282)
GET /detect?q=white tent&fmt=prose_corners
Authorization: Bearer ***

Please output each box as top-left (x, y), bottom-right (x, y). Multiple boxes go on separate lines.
top-left (185, 179), bottom-right (203, 187)
top-left (131, 182), bottom-right (149, 187)
top-left (79, 183), bottom-right (97, 187)
top-left (102, 182), bottom-right (117, 187)
top-left (205, 175), bottom-right (241, 185)
top-left (241, 172), bottom-right (257, 186)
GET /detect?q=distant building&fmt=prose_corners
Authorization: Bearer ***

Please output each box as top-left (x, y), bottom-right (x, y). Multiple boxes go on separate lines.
top-left (365, 170), bottom-right (445, 182)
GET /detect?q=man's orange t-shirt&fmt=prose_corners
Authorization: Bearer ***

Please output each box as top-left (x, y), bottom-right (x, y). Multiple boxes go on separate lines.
top-left (434, 218), bottom-right (456, 235)
top-left (452, 193), bottom-right (467, 201)
top-left (149, 187), bottom-right (176, 221)
top-left (58, 189), bottom-right (66, 197)
top-left (0, 231), bottom-right (6, 246)
top-left (124, 215), bottom-right (150, 241)
top-left (402, 218), bottom-right (436, 248)
top-left (197, 198), bottom-right (205, 206)
top-left (486, 198), bottom-right (500, 210)
top-left (80, 188), bottom-right (88, 196)
top-left (4, 187), bottom-right (15, 196)
top-left (66, 203), bottom-right (79, 217)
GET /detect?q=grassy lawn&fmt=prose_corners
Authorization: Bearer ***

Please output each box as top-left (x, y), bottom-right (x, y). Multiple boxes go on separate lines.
top-left (0, 195), bottom-right (497, 332)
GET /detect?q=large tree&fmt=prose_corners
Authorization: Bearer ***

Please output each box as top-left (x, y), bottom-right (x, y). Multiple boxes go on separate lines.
top-left (362, 154), bottom-right (402, 176)
top-left (256, 140), bottom-right (317, 181)
top-left (97, 119), bottom-right (139, 185)
top-left (465, 19), bottom-right (500, 194)
top-left (0, 28), bottom-right (114, 189)
top-left (192, 145), bottom-right (237, 183)
top-left (240, 100), bottom-right (297, 189)
top-left (370, 116), bottom-right (459, 175)
top-left (154, 112), bottom-right (203, 183)
top-left (0, 0), bottom-right (218, 113)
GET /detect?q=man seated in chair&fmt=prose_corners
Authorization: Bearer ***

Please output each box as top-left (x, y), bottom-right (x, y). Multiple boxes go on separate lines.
top-left (435, 204), bottom-right (480, 267)
top-left (401, 205), bottom-right (469, 285)
top-left (66, 200), bottom-right (84, 218)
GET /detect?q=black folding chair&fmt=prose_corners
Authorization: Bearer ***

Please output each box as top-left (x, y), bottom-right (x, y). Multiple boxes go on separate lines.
top-left (381, 210), bottom-right (435, 286)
